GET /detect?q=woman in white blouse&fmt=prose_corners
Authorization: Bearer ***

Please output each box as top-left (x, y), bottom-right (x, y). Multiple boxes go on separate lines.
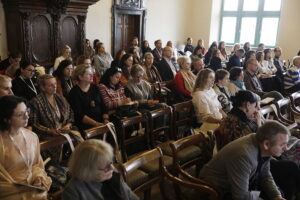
top-left (192, 68), bottom-right (227, 133)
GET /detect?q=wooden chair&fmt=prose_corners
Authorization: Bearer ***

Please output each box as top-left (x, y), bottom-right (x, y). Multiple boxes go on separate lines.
top-left (289, 92), bottom-right (300, 113)
top-left (172, 101), bottom-right (197, 140)
top-left (161, 162), bottom-right (221, 200)
top-left (120, 147), bottom-right (164, 200)
top-left (169, 133), bottom-right (212, 177)
top-left (273, 98), bottom-right (298, 129)
top-left (83, 124), bottom-right (110, 139)
top-left (119, 114), bottom-right (150, 162)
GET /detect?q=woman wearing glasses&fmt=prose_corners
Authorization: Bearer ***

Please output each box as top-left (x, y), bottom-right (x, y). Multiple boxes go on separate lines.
top-left (12, 61), bottom-right (39, 100)
top-left (63, 139), bottom-right (138, 200)
top-left (0, 95), bottom-right (51, 199)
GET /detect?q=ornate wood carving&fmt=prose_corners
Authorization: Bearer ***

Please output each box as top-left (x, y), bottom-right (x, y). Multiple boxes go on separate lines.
top-left (2, 0), bottom-right (99, 68)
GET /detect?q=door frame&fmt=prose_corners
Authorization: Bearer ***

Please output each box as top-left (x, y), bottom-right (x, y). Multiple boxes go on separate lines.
top-left (112, 5), bottom-right (146, 56)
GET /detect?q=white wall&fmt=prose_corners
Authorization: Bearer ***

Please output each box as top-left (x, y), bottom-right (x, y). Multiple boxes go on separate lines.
top-left (0, 2), bottom-right (8, 60)
top-left (86, 0), bottom-right (112, 53)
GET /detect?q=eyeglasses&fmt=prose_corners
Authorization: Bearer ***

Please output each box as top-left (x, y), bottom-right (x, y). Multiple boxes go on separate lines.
top-left (98, 162), bottom-right (113, 172)
top-left (13, 108), bottom-right (30, 118)
top-left (25, 69), bottom-right (36, 73)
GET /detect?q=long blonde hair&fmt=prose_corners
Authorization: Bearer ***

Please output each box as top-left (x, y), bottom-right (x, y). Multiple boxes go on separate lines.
top-left (193, 68), bottom-right (214, 92)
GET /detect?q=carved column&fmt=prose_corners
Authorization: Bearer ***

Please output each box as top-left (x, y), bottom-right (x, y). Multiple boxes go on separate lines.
top-left (20, 12), bottom-right (31, 62)
top-left (78, 15), bottom-right (87, 56)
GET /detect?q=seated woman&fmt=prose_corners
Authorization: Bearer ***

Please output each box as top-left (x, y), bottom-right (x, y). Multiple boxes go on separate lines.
top-left (0, 75), bottom-right (13, 97)
top-left (63, 139), bottom-right (139, 200)
top-left (174, 56), bottom-right (196, 98)
top-left (119, 54), bottom-right (133, 85)
top-left (242, 50), bottom-right (256, 69)
top-left (129, 46), bottom-right (142, 65)
top-left (141, 40), bottom-right (152, 57)
top-left (192, 68), bottom-right (227, 133)
top-left (227, 67), bottom-right (246, 96)
top-left (213, 69), bottom-right (232, 113)
top-left (142, 52), bottom-right (162, 83)
top-left (76, 55), bottom-right (99, 85)
top-left (256, 51), bottom-right (274, 77)
top-left (53, 59), bottom-right (74, 98)
top-left (218, 41), bottom-right (228, 62)
top-left (68, 65), bottom-right (109, 130)
top-left (93, 42), bottom-right (113, 78)
top-left (110, 49), bottom-right (126, 68)
top-left (190, 46), bottom-right (203, 63)
top-left (196, 39), bottom-right (206, 55)
top-left (209, 49), bottom-right (223, 71)
top-left (99, 67), bottom-right (135, 112)
top-left (125, 64), bottom-right (165, 113)
top-left (0, 95), bottom-right (51, 199)
top-left (264, 48), bottom-right (277, 74)
top-left (53, 45), bottom-right (72, 71)
top-left (30, 74), bottom-right (81, 141)
top-left (12, 61), bottom-right (39, 101)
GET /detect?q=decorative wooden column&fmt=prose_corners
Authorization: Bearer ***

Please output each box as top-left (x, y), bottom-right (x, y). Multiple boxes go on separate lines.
top-left (2, 0), bottom-right (99, 68)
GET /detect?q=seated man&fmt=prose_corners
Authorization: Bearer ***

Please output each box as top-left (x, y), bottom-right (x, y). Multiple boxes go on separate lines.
top-left (284, 56), bottom-right (300, 93)
top-left (244, 58), bottom-right (283, 101)
top-left (227, 48), bottom-right (244, 71)
top-left (200, 121), bottom-right (289, 200)
top-left (152, 39), bottom-right (163, 66)
top-left (273, 47), bottom-right (286, 77)
top-left (156, 46), bottom-right (178, 81)
top-left (0, 75), bottom-right (13, 97)
top-left (191, 57), bottom-right (204, 75)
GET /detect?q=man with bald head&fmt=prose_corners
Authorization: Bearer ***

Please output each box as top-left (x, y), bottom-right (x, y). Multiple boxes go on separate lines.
top-left (284, 56), bottom-right (300, 93)
top-left (0, 75), bottom-right (13, 97)
top-left (156, 46), bottom-right (178, 81)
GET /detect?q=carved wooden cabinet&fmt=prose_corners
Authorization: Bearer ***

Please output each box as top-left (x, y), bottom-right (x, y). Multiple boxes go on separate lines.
top-left (2, 0), bottom-right (98, 68)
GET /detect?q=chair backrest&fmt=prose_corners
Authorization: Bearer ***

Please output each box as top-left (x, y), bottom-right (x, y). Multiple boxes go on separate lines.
top-left (147, 106), bottom-right (173, 147)
top-left (119, 114), bottom-right (150, 162)
top-left (289, 92), bottom-right (300, 112)
top-left (273, 99), bottom-right (298, 129)
top-left (83, 124), bottom-right (110, 139)
top-left (169, 133), bottom-right (210, 170)
top-left (172, 100), bottom-right (196, 139)
top-left (120, 147), bottom-right (164, 193)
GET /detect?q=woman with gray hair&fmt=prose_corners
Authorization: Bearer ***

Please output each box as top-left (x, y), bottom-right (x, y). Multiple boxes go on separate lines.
top-left (63, 139), bottom-right (139, 200)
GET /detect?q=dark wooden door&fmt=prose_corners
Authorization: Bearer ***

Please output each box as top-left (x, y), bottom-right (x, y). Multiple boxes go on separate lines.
top-left (114, 14), bottom-right (140, 55)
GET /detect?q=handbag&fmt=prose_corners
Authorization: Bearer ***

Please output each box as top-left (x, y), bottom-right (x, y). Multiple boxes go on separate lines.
top-left (105, 122), bottom-right (123, 163)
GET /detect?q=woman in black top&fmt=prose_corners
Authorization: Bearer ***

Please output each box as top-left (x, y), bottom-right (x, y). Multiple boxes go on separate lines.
top-left (68, 64), bottom-right (109, 130)
top-left (53, 59), bottom-right (74, 98)
top-left (209, 49), bottom-right (223, 71)
top-left (12, 61), bottom-right (39, 100)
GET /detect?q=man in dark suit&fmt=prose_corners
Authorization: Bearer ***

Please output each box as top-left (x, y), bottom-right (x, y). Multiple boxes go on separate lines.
top-left (227, 48), bottom-right (244, 71)
top-left (156, 46), bottom-right (178, 81)
top-left (152, 39), bottom-right (163, 66)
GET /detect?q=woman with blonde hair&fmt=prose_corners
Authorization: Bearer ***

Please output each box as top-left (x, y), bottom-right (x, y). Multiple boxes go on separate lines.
top-left (192, 68), bottom-right (226, 133)
top-left (63, 139), bottom-right (138, 200)
top-left (53, 45), bottom-right (72, 71)
top-left (174, 56), bottom-right (196, 98)
top-left (142, 52), bottom-right (162, 83)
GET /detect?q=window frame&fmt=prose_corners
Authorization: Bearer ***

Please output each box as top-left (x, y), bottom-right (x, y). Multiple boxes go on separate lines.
top-left (219, 0), bottom-right (282, 48)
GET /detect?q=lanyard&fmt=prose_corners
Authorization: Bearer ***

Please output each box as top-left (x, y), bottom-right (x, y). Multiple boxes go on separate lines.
top-left (20, 77), bottom-right (37, 95)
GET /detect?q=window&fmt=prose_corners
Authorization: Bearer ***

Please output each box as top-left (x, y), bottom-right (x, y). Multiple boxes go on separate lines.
top-left (219, 0), bottom-right (282, 47)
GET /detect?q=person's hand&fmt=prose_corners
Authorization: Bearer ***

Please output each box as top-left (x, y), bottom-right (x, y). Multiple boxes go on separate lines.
top-left (59, 124), bottom-right (71, 132)
top-left (148, 100), bottom-right (159, 106)
top-left (253, 111), bottom-right (261, 127)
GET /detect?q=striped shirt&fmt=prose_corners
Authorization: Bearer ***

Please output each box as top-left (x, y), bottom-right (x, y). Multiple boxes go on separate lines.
top-left (284, 66), bottom-right (300, 89)
top-left (99, 83), bottom-right (128, 110)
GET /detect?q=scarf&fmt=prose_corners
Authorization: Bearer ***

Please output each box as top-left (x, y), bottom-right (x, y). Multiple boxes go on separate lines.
top-left (180, 70), bottom-right (196, 93)
top-left (231, 80), bottom-right (246, 90)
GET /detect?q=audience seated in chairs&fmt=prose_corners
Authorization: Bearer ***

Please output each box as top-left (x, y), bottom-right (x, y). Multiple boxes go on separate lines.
top-left (256, 51), bottom-right (273, 78)
top-left (0, 52), bottom-right (22, 75)
top-left (53, 45), bottom-right (72, 71)
top-left (201, 121), bottom-right (300, 200)
top-left (227, 67), bottom-right (246, 96)
top-left (30, 74), bottom-right (82, 142)
top-left (209, 49), bottom-right (223, 71)
top-left (191, 57), bottom-right (204, 75)
top-left (192, 68), bottom-right (227, 133)
top-left (141, 40), bottom-right (152, 58)
top-left (52, 59), bottom-right (74, 99)
top-left (213, 69), bottom-right (232, 113)
top-left (218, 41), bottom-right (228, 62)
top-left (244, 58), bottom-right (283, 101)
top-left (68, 65), bottom-right (109, 130)
top-left (284, 56), bottom-right (300, 94)
top-left (152, 39), bottom-right (163, 66)
top-left (12, 61), bottom-right (39, 101)
top-left (174, 56), bottom-right (196, 99)
top-left (119, 54), bottom-right (134, 85)
top-left (156, 46), bottom-right (178, 81)
top-left (0, 74), bottom-right (13, 97)
top-left (142, 52), bottom-right (162, 83)
top-left (0, 95), bottom-right (52, 199)
top-left (93, 42), bottom-right (113, 78)
top-left (110, 49), bottom-right (126, 68)
top-left (99, 67), bottom-right (137, 113)
top-left (125, 64), bottom-right (165, 113)
top-left (63, 139), bottom-right (139, 200)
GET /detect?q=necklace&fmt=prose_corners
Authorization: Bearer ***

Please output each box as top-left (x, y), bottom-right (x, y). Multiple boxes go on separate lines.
top-left (20, 76), bottom-right (37, 95)
top-left (8, 129), bottom-right (32, 181)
